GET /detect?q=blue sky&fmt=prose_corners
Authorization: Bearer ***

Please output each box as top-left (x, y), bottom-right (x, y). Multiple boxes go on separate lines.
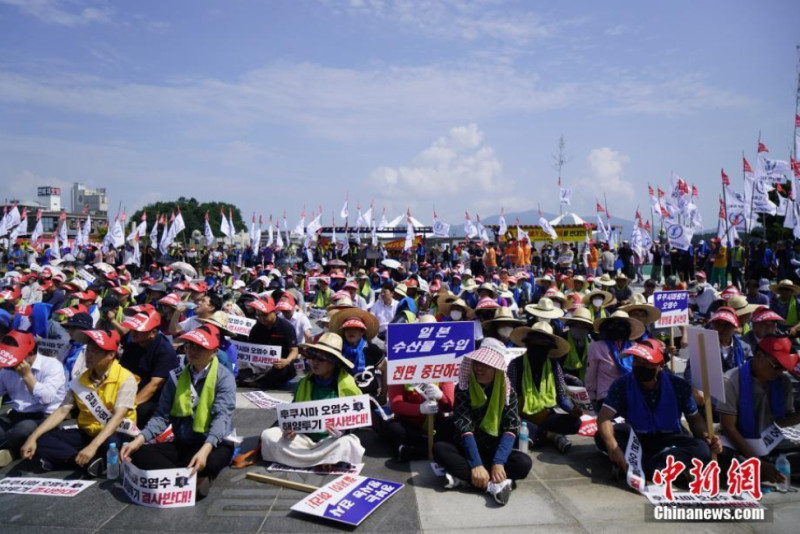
top-left (1, 0), bottom-right (799, 230)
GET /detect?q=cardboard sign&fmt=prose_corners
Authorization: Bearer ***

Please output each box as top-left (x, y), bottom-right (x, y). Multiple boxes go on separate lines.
top-left (231, 340), bottom-right (282, 370)
top-left (646, 491), bottom-right (764, 509)
top-left (226, 314), bottom-right (256, 336)
top-left (624, 430), bottom-right (649, 494)
top-left (565, 386), bottom-right (595, 414)
top-left (653, 290), bottom-right (689, 328)
top-left (35, 337), bottom-right (70, 360)
top-left (386, 322), bottom-right (475, 385)
top-left (277, 395), bottom-right (372, 434)
top-left (76, 268), bottom-right (96, 284)
top-left (720, 423), bottom-right (784, 457)
top-left (0, 477), bottom-right (95, 497)
top-left (687, 327), bottom-right (726, 403)
top-left (122, 462), bottom-right (196, 508)
top-left (308, 307), bottom-right (328, 321)
top-left (577, 415), bottom-right (598, 437)
top-left (504, 347), bottom-right (526, 365)
top-left (291, 475), bottom-right (403, 527)
top-left (266, 462), bottom-right (364, 476)
top-left (241, 390), bottom-right (284, 410)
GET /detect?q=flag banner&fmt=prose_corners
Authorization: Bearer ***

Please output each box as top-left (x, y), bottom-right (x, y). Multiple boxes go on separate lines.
top-left (744, 173), bottom-right (777, 215)
top-left (559, 187), bottom-right (572, 205)
top-left (497, 213), bottom-right (507, 236)
top-left (538, 217), bottom-right (558, 240)
top-left (432, 217), bottom-right (450, 238)
top-left (757, 154), bottom-right (790, 184)
top-left (665, 221), bottom-right (694, 251)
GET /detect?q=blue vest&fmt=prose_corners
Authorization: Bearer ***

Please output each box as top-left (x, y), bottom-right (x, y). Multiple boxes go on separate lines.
top-left (624, 371), bottom-right (682, 434)
top-left (737, 360), bottom-right (785, 439)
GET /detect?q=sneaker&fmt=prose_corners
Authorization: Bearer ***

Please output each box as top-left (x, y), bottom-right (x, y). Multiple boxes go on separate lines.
top-left (86, 458), bottom-right (105, 478)
top-left (197, 476), bottom-right (212, 499)
top-left (0, 449), bottom-right (13, 468)
top-left (554, 434), bottom-right (572, 454)
top-left (443, 473), bottom-right (469, 489)
top-left (490, 480), bottom-right (513, 506)
top-left (40, 457), bottom-right (54, 472)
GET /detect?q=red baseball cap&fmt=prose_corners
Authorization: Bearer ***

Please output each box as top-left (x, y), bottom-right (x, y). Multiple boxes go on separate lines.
top-left (248, 296), bottom-right (276, 314)
top-left (173, 281), bottom-right (189, 291)
top-left (476, 297), bottom-right (500, 310)
top-left (0, 331), bottom-right (36, 368)
top-left (158, 293), bottom-right (182, 308)
top-left (0, 286), bottom-right (21, 302)
top-left (343, 280), bottom-right (359, 291)
top-left (121, 309), bottom-right (161, 332)
top-left (55, 304), bottom-right (89, 318)
top-left (623, 339), bottom-right (665, 365)
top-left (752, 307), bottom-right (785, 324)
top-left (77, 329), bottom-right (121, 351)
top-left (341, 317), bottom-right (367, 331)
top-left (74, 290), bottom-right (98, 302)
top-left (188, 281), bottom-right (208, 293)
top-left (177, 324), bottom-right (220, 350)
top-left (756, 336), bottom-right (799, 373)
top-left (112, 286), bottom-right (131, 297)
top-left (709, 307), bottom-right (739, 328)
top-left (275, 294), bottom-right (296, 312)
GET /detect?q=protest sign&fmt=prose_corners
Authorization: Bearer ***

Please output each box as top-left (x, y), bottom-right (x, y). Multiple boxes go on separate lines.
top-left (687, 327), bottom-right (725, 403)
top-left (504, 347), bottom-right (526, 364)
top-left (0, 477), bottom-right (95, 497)
top-left (308, 307), bottom-right (327, 322)
top-left (122, 462), bottom-right (195, 508)
top-left (653, 290), bottom-right (689, 328)
top-left (231, 340), bottom-right (282, 370)
top-left (76, 268), bottom-right (96, 284)
top-left (291, 474), bottom-right (403, 527)
top-left (386, 322), bottom-right (474, 385)
top-left (565, 385), bottom-right (595, 414)
top-left (226, 314), bottom-right (255, 336)
top-left (720, 423), bottom-right (784, 457)
top-left (266, 462), bottom-right (364, 476)
top-left (277, 395), bottom-right (371, 434)
top-left (242, 390), bottom-right (284, 410)
top-left (35, 337), bottom-right (69, 360)
top-left (577, 415), bottom-right (598, 437)
top-left (646, 491), bottom-right (764, 509)
top-left (624, 430), bottom-right (649, 494)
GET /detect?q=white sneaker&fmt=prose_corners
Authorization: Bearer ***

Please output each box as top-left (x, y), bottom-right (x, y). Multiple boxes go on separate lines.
top-left (0, 449), bottom-right (13, 468)
top-left (488, 479), bottom-right (513, 506)
top-left (444, 473), bottom-right (469, 489)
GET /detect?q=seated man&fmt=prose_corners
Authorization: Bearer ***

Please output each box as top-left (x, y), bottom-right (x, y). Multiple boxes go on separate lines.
top-left (242, 296), bottom-right (299, 388)
top-left (121, 324), bottom-right (236, 498)
top-left (120, 306), bottom-right (179, 426)
top-left (260, 333), bottom-right (365, 469)
top-left (595, 339), bottom-right (721, 480)
top-left (718, 335), bottom-right (800, 484)
top-left (21, 329), bottom-right (138, 477)
top-left (0, 331), bottom-right (66, 467)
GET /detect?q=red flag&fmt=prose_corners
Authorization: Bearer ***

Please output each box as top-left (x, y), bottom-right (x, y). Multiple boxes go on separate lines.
top-left (776, 183), bottom-right (785, 194)
top-left (464, 210), bottom-right (470, 220)
top-left (657, 187), bottom-right (665, 198)
top-left (169, 211), bottom-right (175, 222)
top-left (252, 213), bottom-right (255, 223)
top-left (637, 218), bottom-right (644, 229)
top-left (205, 211), bottom-right (209, 222)
top-left (721, 169), bottom-right (730, 186)
top-left (644, 221), bottom-right (651, 232)
top-left (796, 114), bottom-right (800, 128)
top-left (81, 205), bottom-right (88, 215)
top-left (660, 205), bottom-right (669, 217)
top-left (648, 184), bottom-right (654, 196)
top-left (19, 207), bottom-right (27, 220)
top-left (121, 210), bottom-right (127, 222)
top-left (691, 185), bottom-right (699, 197)
top-left (58, 209), bottom-right (66, 222)
top-left (433, 209), bottom-right (438, 219)
top-left (259, 215), bottom-right (263, 225)
top-left (792, 156), bottom-right (800, 177)
top-left (635, 208), bottom-right (641, 220)
top-left (743, 157), bottom-right (753, 173)
top-left (718, 197), bottom-right (726, 219)
top-left (677, 178), bottom-right (689, 195)
top-left (595, 202), bottom-right (605, 213)
top-left (758, 141), bottom-right (769, 153)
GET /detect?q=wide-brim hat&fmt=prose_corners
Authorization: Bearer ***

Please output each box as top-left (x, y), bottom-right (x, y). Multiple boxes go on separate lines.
top-left (727, 295), bottom-right (759, 317)
top-left (594, 311), bottom-right (645, 339)
top-left (524, 297), bottom-right (565, 320)
top-left (328, 307), bottom-right (380, 340)
top-left (436, 291), bottom-right (457, 312)
top-left (461, 278), bottom-right (478, 291)
top-left (198, 310), bottom-right (235, 336)
top-left (564, 306), bottom-right (594, 327)
top-left (299, 332), bottom-right (353, 369)
top-left (482, 307), bottom-right (524, 328)
top-left (595, 274), bottom-right (616, 287)
top-left (544, 289), bottom-right (568, 306)
top-left (440, 297), bottom-right (475, 319)
top-left (393, 284), bottom-right (408, 299)
top-left (619, 293), bottom-right (661, 325)
top-left (509, 321), bottom-right (570, 358)
top-left (769, 279), bottom-right (800, 295)
top-left (582, 289), bottom-right (613, 307)
top-left (477, 282), bottom-right (498, 298)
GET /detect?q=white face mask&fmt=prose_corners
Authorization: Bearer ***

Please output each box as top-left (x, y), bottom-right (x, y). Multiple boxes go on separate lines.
top-left (498, 326), bottom-right (514, 338)
top-left (450, 310), bottom-right (463, 320)
top-left (552, 301), bottom-right (562, 309)
top-left (592, 298), bottom-right (604, 308)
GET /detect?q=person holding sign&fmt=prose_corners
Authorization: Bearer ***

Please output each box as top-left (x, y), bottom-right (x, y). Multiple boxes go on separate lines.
top-left (121, 324), bottom-right (236, 498)
top-left (683, 307), bottom-right (752, 386)
top-left (22, 329), bottom-right (137, 477)
top-left (595, 339), bottom-right (720, 480)
top-left (718, 335), bottom-right (800, 484)
top-left (508, 322), bottom-right (582, 453)
top-left (260, 333), bottom-right (365, 469)
top-left (432, 338), bottom-right (532, 506)
top-left (0, 331), bottom-right (66, 467)
top-left (385, 379), bottom-right (455, 461)
top-left (328, 307), bottom-right (386, 401)
top-left (242, 296), bottom-right (299, 388)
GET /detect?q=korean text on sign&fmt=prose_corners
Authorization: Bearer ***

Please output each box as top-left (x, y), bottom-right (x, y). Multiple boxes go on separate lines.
top-left (653, 291), bottom-right (689, 328)
top-left (291, 474), bottom-right (404, 527)
top-left (231, 340), bottom-right (282, 370)
top-left (226, 314), bottom-right (256, 336)
top-left (122, 462), bottom-right (196, 508)
top-left (277, 395), bottom-right (372, 434)
top-left (386, 322), bottom-right (475, 385)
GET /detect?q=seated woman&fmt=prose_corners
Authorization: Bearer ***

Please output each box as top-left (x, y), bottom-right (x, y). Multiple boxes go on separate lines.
top-left (260, 333), bottom-right (365, 469)
top-left (120, 324), bottom-right (236, 498)
top-left (385, 379), bottom-right (455, 461)
top-left (328, 307), bottom-right (386, 401)
top-left (432, 338), bottom-right (532, 506)
top-left (560, 307), bottom-right (593, 384)
top-left (508, 322), bottom-right (582, 453)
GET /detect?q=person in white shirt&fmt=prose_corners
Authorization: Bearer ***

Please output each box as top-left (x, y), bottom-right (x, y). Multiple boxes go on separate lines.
top-left (370, 283), bottom-right (398, 336)
top-left (277, 293), bottom-right (313, 344)
top-left (0, 331), bottom-right (67, 467)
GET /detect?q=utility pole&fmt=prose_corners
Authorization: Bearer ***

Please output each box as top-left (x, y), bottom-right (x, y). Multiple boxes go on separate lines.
top-left (553, 134), bottom-right (570, 217)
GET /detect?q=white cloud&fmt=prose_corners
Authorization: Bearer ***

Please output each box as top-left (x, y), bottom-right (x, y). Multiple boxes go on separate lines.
top-left (0, 0), bottom-right (113, 27)
top-left (575, 148), bottom-right (635, 214)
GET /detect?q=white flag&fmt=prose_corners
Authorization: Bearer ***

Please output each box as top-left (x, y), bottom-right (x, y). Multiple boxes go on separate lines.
top-left (539, 217), bottom-right (557, 240)
top-left (228, 210), bottom-right (236, 240)
top-left (51, 232), bottom-right (60, 260)
top-left (341, 231), bottom-right (350, 256)
top-left (306, 213), bottom-right (322, 236)
top-left (498, 213), bottom-right (507, 236)
top-left (204, 217), bottom-right (214, 247)
top-left (464, 212), bottom-right (478, 238)
top-left (371, 222), bottom-right (378, 246)
top-left (559, 187), bottom-right (572, 205)
top-left (362, 205), bottom-right (373, 226)
top-left (267, 218), bottom-right (274, 247)
top-left (744, 173), bottom-right (777, 215)
top-left (5, 205), bottom-right (21, 231)
top-left (757, 154), bottom-right (790, 184)
top-left (31, 215), bottom-right (43, 246)
top-left (150, 216), bottom-right (160, 245)
top-left (597, 214), bottom-right (610, 242)
top-left (173, 211), bottom-right (186, 236)
top-left (432, 213), bottom-right (450, 238)
top-left (516, 225), bottom-right (529, 242)
top-left (340, 199), bottom-right (349, 221)
top-left (276, 223), bottom-right (284, 249)
top-left (220, 211), bottom-right (231, 237)
top-left (82, 214), bottom-right (92, 246)
top-left (132, 238), bottom-right (141, 267)
top-left (717, 216), bottom-right (738, 243)
top-left (379, 209), bottom-right (389, 229)
top-left (665, 221), bottom-right (694, 251)
top-left (404, 215), bottom-right (415, 251)
top-left (292, 213), bottom-right (306, 236)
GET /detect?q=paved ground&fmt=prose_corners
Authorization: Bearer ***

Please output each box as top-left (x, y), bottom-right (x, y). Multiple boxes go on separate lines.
top-left (1, 357), bottom-right (799, 533)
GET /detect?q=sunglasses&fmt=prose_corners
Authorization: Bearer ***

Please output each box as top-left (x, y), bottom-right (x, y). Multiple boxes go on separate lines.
top-left (304, 351), bottom-right (334, 363)
top-left (764, 356), bottom-right (784, 371)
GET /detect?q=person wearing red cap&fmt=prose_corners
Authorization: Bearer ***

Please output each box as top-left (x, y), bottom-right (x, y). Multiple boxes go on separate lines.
top-left (276, 293), bottom-right (312, 345)
top-left (0, 331), bottom-right (67, 467)
top-left (168, 292), bottom-right (222, 337)
top-left (718, 335), bottom-right (800, 484)
top-left (242, 296), bottom-right (299, 388)
top-left (596, 339), bottom-right (721, 480)
top-left (684, 306), bottom-right (752, 386)
top-left (120, 308), bottom-right (179, 426)
top-left (342, 279), bottom-right (369, 311)
top-left (22, 329), bottom-right (138, 477)
top-left (310, 277), bottom-right (332, 309)
top-left (741, 307), bottom-right (784, 354)
top-left (121, 325), bottom-right (236, 498)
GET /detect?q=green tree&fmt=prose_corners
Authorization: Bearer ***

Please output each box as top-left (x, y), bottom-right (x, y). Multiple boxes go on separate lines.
top-left (131, 198), bottom-right (245, 242)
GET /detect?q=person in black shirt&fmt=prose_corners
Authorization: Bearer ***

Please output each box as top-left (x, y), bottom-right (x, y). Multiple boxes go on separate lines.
top-left (119, 306), bottom-right (179, 426)
top-left (243, 296), bottom-right (299, 389)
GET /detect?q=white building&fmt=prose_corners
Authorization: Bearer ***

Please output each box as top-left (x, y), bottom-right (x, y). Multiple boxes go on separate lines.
top-left (71, 183), bottom-right (108, 214)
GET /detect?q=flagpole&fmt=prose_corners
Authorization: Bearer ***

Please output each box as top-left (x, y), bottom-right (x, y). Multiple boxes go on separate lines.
top-left (721, 171), bottom-right (732, 242)
top-left (603, 193), bottom-right (612, 246)
top-left (744, 150), bottom-right (755, 242)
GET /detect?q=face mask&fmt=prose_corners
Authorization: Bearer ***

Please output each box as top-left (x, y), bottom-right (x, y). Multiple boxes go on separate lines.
top-left (592, 298), bottom-right (604, 308)
top-left (632, 366), bottom-right (658, 383)
top-left (498, 326), bottom-right (514, 338)
top-left (552, 301), bottom-right (562, 309)
top-left (450, 310), bottom-right (463, 320)
top-left (570, 327), bottom-right (589, 339)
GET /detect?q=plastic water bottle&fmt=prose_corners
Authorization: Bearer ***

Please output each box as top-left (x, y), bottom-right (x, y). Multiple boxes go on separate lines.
top-left (107, 443), bottom-right (120, 480)
top-left (776, 453), bottom-right (791, 492)
top-left (518, 422), bottom-right (529, 452)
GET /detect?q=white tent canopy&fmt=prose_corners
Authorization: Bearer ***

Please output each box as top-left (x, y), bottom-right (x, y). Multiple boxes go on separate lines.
top-left (549, 212), bottom-right (586, 226)
top-left (385, 214), bottom-right (427, 228)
